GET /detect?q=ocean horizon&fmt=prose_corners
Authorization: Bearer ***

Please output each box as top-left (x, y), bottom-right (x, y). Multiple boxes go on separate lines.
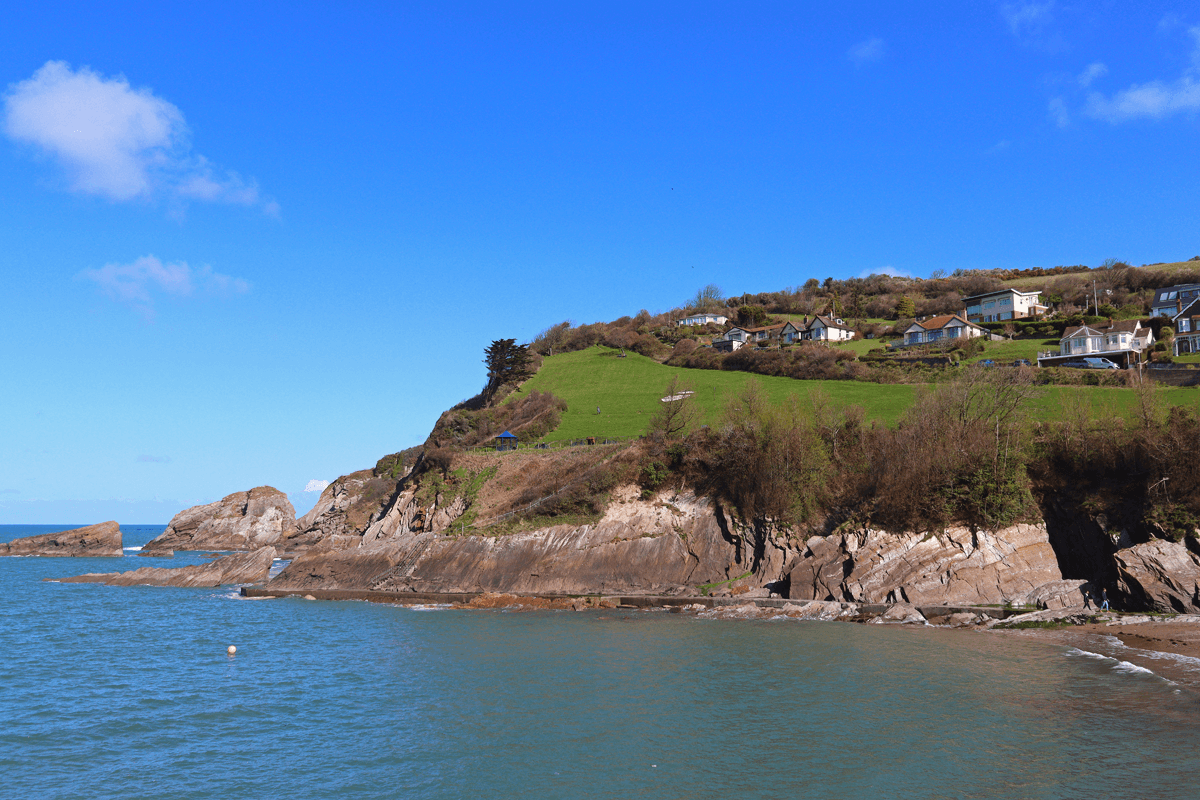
top-left (4, 524), bottom-right (1200, 799)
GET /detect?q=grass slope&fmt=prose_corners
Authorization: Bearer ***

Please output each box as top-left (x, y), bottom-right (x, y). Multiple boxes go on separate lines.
top-left (512, 346), bottom-right (917, 441)
top-left (510, 346), bottom-right (1200, 442)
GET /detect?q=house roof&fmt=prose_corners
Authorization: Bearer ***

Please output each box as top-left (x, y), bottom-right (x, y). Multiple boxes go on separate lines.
top-left (1172, 297), bottom-right (1200, 322)
top-left (1153, 284), bottom-right (1200, 307)
top-left (1064, 320), bottom-right (1142, 338)
top-left (742, 322), bottom-right (788, 333)
top-left (914, 313), bottom-right (979, 332)
top-left (961, 288), bottom-right (1043, 303)
top-left (810, 314), bottom-right (852, 331)
top-left (496, 430), bottom-right (517, 439)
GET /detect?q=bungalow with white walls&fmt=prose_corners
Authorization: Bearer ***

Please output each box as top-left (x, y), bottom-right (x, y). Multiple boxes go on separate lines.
top-left (898, 314), bottom-right (987, 347)
top-left (1037, 319), bottom-right (1153, 368)
top-left (676, 312), bottom-right (729, 327)
top-left (807, 315), bottom-right (855, 341)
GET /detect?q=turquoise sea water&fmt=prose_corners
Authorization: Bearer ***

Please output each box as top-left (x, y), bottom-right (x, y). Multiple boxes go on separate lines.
top-left (3, 524), bottom-right (1200, 800)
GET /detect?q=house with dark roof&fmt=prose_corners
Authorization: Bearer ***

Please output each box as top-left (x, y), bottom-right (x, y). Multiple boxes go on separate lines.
top-left (780, 315), bottom-right (855, 343)
top-left (1172, 298), bottom-right (1200, 356)
top-left (897, 314), bottom-right (987, 348)
top-left (1038, 319), bottom-right (1153, 368)
top-left (1151, 284), bottom-right (1200, 318)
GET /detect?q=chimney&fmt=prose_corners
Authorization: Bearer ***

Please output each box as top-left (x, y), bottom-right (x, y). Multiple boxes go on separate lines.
top-left (1178, 297), bottom-right (1184, 315)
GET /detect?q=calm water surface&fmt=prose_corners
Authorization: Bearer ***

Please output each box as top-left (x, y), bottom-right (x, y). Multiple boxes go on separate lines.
top-left (2, 525), bottom-right (1198, 800)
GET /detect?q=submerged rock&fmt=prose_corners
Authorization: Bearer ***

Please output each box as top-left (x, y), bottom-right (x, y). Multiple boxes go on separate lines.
top-left (143, 487), bottom-right (295, 555)
top-left (1, 521), bottom-right (122, 557)
top-left (60, 547), bottom-right (276, 587)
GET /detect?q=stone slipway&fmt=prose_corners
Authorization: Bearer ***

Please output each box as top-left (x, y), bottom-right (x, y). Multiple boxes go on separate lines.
top-left (239, 585), bottom-right (1022, 619)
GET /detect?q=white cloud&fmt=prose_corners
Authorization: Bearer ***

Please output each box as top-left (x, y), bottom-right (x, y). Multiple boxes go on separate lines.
top-left (79, 255), bottom-right (249, 317)
top-left (986, 139), bottom-right (1011, 154)
top-left (3, 61), bottom-right (275, 212)
top-left (1001, 1), bottom-right (1054, 37)
top-left (859, 266), bottom-right (911, 278)
top-left (848, 37), bottom-right (885, 66)
top-left (1048, 96), bottom-right (1069, 127)
top-left (304, 479), bottom-right (330, 493)
top-left (1077, 62), bottom-right (1108, 88)
top-left (1084, 28), bottom-right (1200, 122)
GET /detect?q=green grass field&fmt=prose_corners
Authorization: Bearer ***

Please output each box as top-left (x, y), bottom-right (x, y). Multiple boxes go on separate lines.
top-left (511, 346), bottom-right (1200, 441)
top-left (962, 338), bottom-right (1060, 364)
top-left (1001, 260), bottom-right (1198, 289)
top-left (512, 346), bottom-right (917, 440)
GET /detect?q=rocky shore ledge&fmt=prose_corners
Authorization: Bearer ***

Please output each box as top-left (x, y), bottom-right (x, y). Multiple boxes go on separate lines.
top-left (1, 521), bottom-right (122, 557)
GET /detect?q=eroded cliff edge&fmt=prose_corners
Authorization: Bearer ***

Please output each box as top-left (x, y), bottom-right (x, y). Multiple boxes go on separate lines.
top-left (1, 521), bottom-right (122, 557)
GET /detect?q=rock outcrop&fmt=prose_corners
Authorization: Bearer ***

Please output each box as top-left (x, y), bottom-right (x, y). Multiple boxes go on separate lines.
top-left (269, 490), bottom-right (745, 595)
top-left (143, 487), bottom-right (295, 555)
top-left (61, 547), bottom-right (276, 587)
top-left (1, 521), bottom-right (122, 557)
top-left (1115, 540), bottom-right (1200, 613)
top-left (786, 524), bottom-right (1065, 607)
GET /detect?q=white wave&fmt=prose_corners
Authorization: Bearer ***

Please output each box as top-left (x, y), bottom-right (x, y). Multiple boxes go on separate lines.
top-left (1066, 647), bottom-right (1109, 660)
top-left (1113, 660), bottom-right (1155, 675)
top-left (123, 546), bottom-right (143, 552)
top-left (406, 604), bottom-right (453, 611)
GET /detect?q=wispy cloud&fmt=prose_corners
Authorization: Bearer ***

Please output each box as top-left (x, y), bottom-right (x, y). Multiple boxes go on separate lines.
top-left (136, 455), bottom-right (171, 463)
top-left (1048, 96), bottom-right (1070, 127)
top-left (859, 266), bottom-right (911, 279)
top-left (986, 139), bottom-right (1011, 154)
top-left (848, 37), bottom-right (885, 66)
top-left (1084, 27), bottom-right (1200, 122)
top-left (304, 479), bottom-right (330, 493)
top-left (1077, 62), bottom-right (1108, 88)
top-left (1001, 1), bottom-right (1054, 37)
top-left (79, 255), bottom-right (249, 318)
top-left (3, 61), bottom-right (276, 214)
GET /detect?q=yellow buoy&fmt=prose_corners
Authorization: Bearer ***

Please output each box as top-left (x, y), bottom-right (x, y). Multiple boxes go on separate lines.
top-left (227, 645), bottom-right (237, 656)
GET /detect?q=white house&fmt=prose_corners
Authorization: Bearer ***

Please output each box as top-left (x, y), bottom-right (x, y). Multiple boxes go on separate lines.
top-left (808, 315), bottom-right (855, 341)
top-left (963, 289), bottom-right (1048, 323)
top-left (1172, 298), bottom-right (1200, 356)
top-left (676, 312), bottom-right (729, 327)
top-left (900, 314), bottom-right (987, 347)
top-left (1039, 319), bottom-right (1153, 367)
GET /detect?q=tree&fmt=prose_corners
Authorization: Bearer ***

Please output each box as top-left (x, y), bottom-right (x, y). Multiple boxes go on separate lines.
top-left (483, 338), bottom-right (532, 404)
top-left (690, 283), bottom-right (724, 310)
top-left (649, 376), bottom-right (698, 439)
top-left (896, 296), bottom-right (916, 319)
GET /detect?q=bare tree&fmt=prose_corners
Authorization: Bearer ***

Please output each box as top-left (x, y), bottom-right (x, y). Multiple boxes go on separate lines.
top-left (649, 376), bottom-right (698, 438)
top-left (690, 284), bottom-right (724, 311)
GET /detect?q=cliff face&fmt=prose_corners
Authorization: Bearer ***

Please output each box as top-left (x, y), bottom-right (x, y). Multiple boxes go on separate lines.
top-left (1, 521), bottom-right (122, 557)
top-left (144, 487), bottom-right (295, 555)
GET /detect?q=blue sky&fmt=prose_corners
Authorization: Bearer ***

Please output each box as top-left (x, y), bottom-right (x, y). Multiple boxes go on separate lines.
top-left (3, 2), bottom-right (1199, 523)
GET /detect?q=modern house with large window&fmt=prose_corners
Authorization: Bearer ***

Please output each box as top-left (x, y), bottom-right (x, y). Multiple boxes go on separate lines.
top-left (1151, 284), bottom-right (1200, 318)
top-left (676, 312), bottom-right (729, 327)
top-left (1037, 320), bottom-right (1153, 368)
top-left (962, 289), bottom-right (1048, 323)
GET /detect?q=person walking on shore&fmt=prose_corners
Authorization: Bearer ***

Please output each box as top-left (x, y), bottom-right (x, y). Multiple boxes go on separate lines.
top-left (1082, 586), bottom-right (1092, 610)
top-left (1101, 588), bottom-right (1110, 611)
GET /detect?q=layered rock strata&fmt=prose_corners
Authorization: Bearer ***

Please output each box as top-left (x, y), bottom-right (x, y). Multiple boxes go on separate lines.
top-left (1115, 540), bottom-right (1200, 612)
top-left (786, 524), bottom-right (1070, 607)
top-left (61, 547), bottom-right (276, 587)
top-left (1, 521), bottom-right (122, 557)
top-left (143, 487), bottom-right (295, 555)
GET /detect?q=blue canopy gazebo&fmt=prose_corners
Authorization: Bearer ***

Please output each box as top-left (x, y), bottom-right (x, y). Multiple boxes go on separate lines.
top-left (495, 430), bottom-right (518, 451)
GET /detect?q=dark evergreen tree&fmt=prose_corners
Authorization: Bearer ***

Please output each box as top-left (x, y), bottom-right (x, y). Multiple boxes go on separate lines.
top-left (483, 338), bottom-right (532, 404)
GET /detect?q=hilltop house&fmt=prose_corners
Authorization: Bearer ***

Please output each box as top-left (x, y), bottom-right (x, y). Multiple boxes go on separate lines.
top-left (780, 315), bottom-right (855, 343)
top-left (963, 289), bottom-right (1048, 323)
top-left (1172, 298), bottom-right (1200, 356)
top-left (676, 312), bottom-right (729, 327)
top-left (897, 314), bottom-right (987, 348)
top-left (1152, 284), bottom-right (1200, 318)
top-left (1038, 319), bottom-right (1153, 368)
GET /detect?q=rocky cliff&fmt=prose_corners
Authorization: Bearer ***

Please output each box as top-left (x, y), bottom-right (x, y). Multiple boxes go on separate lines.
top-left (143, 487), bottom-right (295, 555)
top-left (1, 521), bottom-right (122, 557)
top-left (61, 547), bottom-right (277, 587)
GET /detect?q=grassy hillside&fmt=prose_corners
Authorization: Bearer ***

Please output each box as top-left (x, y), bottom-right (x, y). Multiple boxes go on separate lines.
top-left (511, 346), bottom-right (1200, 442)
top-left (1001, 260), bottom-right (1199, 289)
top-left (511, 346), bottom-right (917, 441)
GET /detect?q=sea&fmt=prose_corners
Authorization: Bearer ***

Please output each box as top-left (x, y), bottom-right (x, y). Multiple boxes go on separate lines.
top-left (3, 524), bottom-right (1200, 800)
